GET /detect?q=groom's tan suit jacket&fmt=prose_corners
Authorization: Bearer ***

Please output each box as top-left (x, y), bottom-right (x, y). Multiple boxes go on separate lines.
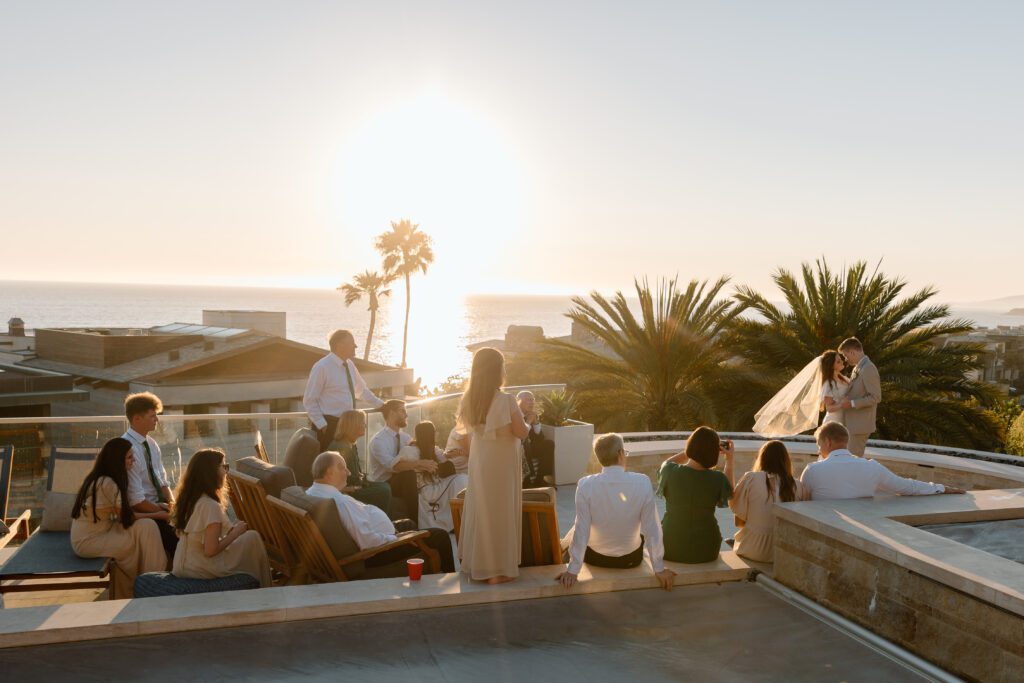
top-left (844, 356), bottom-right (882, 434)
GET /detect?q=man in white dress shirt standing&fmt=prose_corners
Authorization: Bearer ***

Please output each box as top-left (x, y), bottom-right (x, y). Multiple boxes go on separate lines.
top-left (306, 451), bottom-right (454, 572)
top-left (122, 392), bottom-right (177, 560)
top-left (801, 422), bottom-right (964, 500)
top-left (367, 400), bottom-right (437, 527)
top-left (304, 329), bottom-right (385, 450)
top-left (557, 433), bottom-right (676, 591)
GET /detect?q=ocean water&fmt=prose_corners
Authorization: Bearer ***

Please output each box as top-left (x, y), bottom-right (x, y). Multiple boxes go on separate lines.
top-left (0, 281), bottom-right (575, 388)
top-left (1, 280), bottom-right (1020, 388)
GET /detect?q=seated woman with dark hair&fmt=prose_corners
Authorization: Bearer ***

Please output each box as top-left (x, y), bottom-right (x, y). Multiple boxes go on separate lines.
top-left (401, 421), bottom-right (469, 532)
top-left (730, 440), bottom-right (808, 563)
top-left (172, 449), bottom-right (272, 587)
top-left (71, 437), bottom-right (167, 599)
top-left (328, 409), bottom-right (393, 515)
top-left (658, 426), bottom-right (735, 564)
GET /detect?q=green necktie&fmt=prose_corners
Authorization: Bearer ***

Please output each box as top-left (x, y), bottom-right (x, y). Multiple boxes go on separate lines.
top-left (142, 440), bottom-right (166, 504)
top-left (343, 361), bottom-right (356, 406)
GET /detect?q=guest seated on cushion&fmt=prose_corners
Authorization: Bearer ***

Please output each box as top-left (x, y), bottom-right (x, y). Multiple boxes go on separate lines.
top-left (172, 449), bottom-right (272, 587)
top-left (401, 421), bottom-right (469, 532)
top-left (328, 409), bottom-right (392, 515)
top-left (71, 437), bottom-right (167, 599)
top-left (557, 433), bottom-right (675, 591)
top-left (306, 451), bottom-right (455, 573)
top-left (368, 400), bottom-right (438, 527)
top-left (658, 426), bottom-right (734, 564)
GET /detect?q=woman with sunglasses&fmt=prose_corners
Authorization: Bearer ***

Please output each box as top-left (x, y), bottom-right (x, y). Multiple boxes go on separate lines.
top-left (171, 449), bottom-right (272, 587)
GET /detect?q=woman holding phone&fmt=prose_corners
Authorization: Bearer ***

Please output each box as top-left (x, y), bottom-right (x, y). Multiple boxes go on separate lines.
top-left (658, 426), bottom-right (734, 564)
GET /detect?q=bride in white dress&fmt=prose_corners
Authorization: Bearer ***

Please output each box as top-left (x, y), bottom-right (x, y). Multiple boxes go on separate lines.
top-left (819, 350), bottom-right (850, 425)
top-left (753, 350), bottom-right (850, 437)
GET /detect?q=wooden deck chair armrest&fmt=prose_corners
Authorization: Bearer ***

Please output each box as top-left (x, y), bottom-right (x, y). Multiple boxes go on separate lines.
top-left (0, 510), bottom-right (32, 550)
top-left (337, 531), bottom-right (430, 566)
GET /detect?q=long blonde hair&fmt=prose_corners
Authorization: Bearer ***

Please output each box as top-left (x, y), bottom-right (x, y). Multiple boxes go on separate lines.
top-left (457, 347), bottom-right (505, 427)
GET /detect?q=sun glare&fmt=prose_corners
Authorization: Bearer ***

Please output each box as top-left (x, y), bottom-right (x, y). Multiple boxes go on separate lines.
top-left (334, 91), bottom-right (526, 265)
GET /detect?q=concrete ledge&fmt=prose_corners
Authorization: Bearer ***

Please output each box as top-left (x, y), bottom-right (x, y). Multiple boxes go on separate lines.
top-left (0, 552), bottom-right (754, 649)
top-left (773, 488), bottom-right (1024, 618)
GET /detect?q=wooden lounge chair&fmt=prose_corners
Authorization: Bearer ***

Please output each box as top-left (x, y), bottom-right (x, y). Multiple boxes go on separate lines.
top-left (450, 487), bottom-right (562, 566)
top-left (0, 446), bottom-right (112, 598)
top-left (268, 491), bottom-right (440, 583)
top-left (0, 445), bottom-right (31, 549)
top-left (226, 469), bottom-right (298, 581)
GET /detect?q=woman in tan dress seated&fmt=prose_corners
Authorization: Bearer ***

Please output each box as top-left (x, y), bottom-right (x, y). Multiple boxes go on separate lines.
top-left (729, 440), bottom-right (808, 563)
top-left (172, 449), bottom-right (272, 587)
top-left (71, 437), bottom-right (168, 599)
top-left (457, 347), bottom-right (530, 584)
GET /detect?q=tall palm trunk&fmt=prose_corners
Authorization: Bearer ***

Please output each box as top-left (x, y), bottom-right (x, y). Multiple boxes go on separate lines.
top-left (364, 292), bottom-right (378, 361)
top-left (401, 273), bottom-right (411, 367)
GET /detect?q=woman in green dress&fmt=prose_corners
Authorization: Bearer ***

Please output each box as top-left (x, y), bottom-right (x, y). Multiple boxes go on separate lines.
top-left (329, 410), bottom-right (393, 516)
top-left (658, 426), bottom-right (735, 564)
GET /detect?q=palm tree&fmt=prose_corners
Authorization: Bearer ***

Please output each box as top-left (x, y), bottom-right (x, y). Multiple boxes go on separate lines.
top-left (374, 219), bottom-right (434, 367)
top-left (540, 277), bottom-right (755, 432)
top-left (729, 259), bottom-right (1001, 449)
top-left (338, 270), bottom-right (394, 361)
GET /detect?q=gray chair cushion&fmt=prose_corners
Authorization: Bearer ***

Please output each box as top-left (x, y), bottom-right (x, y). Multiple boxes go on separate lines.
top-left (134, 572), bottom-right (260, 598)
top-left (280, 485), bottom-right (365, 578)
top-left (0, 530), bottom-right (107, 577)
top-left (235, 456), bottom-right (296, 499)
top-left (40, 491), bottom-right (77, 532)
top-left (283, 428), bottom-right (321, 488)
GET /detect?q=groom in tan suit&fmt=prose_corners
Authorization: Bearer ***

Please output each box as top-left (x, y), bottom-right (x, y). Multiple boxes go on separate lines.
top-left (838, 337), bottom-right (882, 456)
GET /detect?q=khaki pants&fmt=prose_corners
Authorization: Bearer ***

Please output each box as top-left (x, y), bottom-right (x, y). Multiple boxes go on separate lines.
top-left (848, 433), bottom-right (871, 456)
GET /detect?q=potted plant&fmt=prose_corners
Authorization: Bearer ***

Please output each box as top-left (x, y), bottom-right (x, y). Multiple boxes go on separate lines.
top-left (538, 390), bottom-right (595, 485)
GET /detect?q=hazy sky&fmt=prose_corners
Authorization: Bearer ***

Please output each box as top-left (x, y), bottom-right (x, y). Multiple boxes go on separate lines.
top-left (2, 2), bottom-right (1022, 302)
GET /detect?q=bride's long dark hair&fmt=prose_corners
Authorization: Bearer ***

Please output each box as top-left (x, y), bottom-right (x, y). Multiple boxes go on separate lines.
top-left (819, 350), bottom-right (842, 388)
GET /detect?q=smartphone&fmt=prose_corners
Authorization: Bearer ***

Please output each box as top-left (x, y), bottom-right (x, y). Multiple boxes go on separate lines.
top-left (720, 438), bottom-right (731, 450)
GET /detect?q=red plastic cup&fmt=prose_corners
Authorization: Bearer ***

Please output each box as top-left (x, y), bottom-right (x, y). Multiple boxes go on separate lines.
top-left (407, 558), bottom-right (425, 581)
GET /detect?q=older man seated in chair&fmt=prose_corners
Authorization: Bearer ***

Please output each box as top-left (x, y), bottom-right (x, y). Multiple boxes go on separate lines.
top-left (306, 451), bottom-right (455, 573)
top-left (557, 433), bottom-right (675, 591)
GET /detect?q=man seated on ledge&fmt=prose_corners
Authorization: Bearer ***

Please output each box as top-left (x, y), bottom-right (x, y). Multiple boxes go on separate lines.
top-left (802, 422), bottom-right (965, 500)
top-left (557, 433), bottom-right (676, 591)
top-left (306, 451), bottom-right (455, 573)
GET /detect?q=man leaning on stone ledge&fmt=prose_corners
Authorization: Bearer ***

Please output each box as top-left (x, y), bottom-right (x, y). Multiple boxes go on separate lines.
top-left (802, 422), bottom-right (965, 500)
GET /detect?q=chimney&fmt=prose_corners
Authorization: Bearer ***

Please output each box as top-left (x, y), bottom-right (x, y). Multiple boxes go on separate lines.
top-left (7, 317), bottom-right (25, 337)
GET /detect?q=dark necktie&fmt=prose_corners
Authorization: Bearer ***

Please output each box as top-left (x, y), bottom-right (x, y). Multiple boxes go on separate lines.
top-left (396, 431), bottom-right (401, 455)
top-left (142, 440), bottom-right (165, 504)
top-left (343, 361), bottom-right (356, 406)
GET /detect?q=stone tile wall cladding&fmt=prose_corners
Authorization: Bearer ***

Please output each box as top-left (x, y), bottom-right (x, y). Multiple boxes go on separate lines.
top-left (773, 519), bottom-right (1024, 683)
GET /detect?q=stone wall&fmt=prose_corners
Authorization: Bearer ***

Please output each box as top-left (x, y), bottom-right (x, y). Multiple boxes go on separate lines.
top-left (773, 518), bottom-right (1024, 682)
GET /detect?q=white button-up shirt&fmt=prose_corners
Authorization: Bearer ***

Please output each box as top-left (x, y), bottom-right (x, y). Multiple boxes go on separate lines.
top-left (367, 426), bottom-right (413, 482)
top-left (303, 353), bottom-right (385, 430)
top-left (566, 466), bottom-right (665, 574)
top-left (122, 428), bottom-right (169, 506)
top-left (306, 482), bottom-right (397, 549)
top-left (800, 449), bottom-right (945, 500)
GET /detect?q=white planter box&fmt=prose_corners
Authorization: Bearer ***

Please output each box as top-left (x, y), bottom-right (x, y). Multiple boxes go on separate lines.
top-left (541, 419), bottom-right (595, 485)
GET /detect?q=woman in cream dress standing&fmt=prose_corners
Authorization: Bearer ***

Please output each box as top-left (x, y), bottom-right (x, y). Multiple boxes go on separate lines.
top-left (457, 348), bottom-right (530, 584)
top-left (71, 437), bottom-right (167, 599)
top-left (172, 449), bottom-right (272, 587)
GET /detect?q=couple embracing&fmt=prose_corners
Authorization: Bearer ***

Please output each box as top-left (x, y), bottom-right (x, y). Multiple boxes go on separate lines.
top-left (754, 337), bottom-right (881, 455)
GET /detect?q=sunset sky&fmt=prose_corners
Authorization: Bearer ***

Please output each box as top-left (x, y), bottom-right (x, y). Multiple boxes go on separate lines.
top-left (2, 2), bottom-right (1022, 302)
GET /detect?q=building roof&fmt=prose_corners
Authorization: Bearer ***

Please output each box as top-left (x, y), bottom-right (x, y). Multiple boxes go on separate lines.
top-left (20, 333), bottom-right (396, 385)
